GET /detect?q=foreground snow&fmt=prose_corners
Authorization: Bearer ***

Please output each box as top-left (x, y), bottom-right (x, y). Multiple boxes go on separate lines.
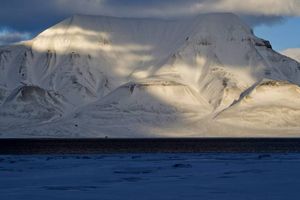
top-left (0, 13), bottom-right (300, 137)
top-left (1, 153), bottom-right (300, 200)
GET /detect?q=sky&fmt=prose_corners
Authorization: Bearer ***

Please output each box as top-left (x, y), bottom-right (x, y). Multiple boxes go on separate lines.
top-left (255, 17), bottom-right (300, 50)
top-left (0, 0), bottom-right (299, 51)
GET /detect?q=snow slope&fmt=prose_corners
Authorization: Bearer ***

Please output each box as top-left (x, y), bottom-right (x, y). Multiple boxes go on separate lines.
top-left (0, 85), bottom-right (72, 131)
top-left (216, 80), bottom-right (300, 129)
top-left (282, 48), bottom-right (300, 62)
top-left (2, 154), bottom-right (300, 200)
top-left (0, 13), bottom-right (300, 137)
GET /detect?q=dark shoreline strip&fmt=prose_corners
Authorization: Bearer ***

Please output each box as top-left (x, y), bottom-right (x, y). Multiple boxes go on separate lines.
top-left (1, 138), bottom-right (300, 154)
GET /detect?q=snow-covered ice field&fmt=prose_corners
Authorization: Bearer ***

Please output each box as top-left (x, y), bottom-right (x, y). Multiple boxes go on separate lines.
top-left (1, 153), bottom-right (300, 200)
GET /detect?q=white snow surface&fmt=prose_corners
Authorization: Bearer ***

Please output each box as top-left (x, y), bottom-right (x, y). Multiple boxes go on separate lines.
top-left (1, 154), bottom-right (300, 200)
top-left (282, 48), bottom-right (300, 62)
top-left (1, 13), bottom-right (300, 137)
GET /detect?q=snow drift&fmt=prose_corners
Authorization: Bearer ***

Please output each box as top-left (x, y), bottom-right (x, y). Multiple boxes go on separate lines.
top-left (0, 13), bottom-right (300, 137)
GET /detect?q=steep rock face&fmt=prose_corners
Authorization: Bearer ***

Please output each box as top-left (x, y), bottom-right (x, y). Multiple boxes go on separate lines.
top-left (0, 13), bottom-right (300, 137)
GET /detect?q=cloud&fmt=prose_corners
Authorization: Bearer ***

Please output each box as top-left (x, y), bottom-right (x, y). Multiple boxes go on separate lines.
top-left (195, 0), bottom-right (300, 16)
top-left (55, 0), bottom-right (105, 14)
top-left (0, 0), bottom-right (299, 44)
top-left (0, 28), bottom-right (31, 45)
top-left (0, 0), bottom-right (298, 31)
top-left (54, 0), bottom-right (300, 17)
top-left (240, 15), bottom-right (285, 27)
top-left (52, 0), bottom-right (299, 28)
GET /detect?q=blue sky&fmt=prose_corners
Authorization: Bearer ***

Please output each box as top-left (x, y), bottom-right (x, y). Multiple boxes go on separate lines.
top-left (0, 0), bottom-right (299, 51)
top-left (255, 17), bottom-right (300, 51)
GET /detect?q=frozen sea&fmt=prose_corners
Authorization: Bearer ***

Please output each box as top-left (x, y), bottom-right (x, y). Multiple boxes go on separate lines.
top-left (1, 153), bottom-right (300, 200)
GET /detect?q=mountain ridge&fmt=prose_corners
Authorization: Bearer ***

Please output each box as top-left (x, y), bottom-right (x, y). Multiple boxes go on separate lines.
top-left (0, 13), bottom-right (300, 137)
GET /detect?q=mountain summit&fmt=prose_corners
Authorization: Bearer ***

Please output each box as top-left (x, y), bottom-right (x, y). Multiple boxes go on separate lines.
top-left (0, 13), bottom-right (300, 137)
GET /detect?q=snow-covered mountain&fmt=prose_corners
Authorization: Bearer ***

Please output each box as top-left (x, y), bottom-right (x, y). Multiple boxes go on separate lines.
top-left (282, 48), bottom-right (300, 62)
top-left (1, 13), bottom-right (300, 137)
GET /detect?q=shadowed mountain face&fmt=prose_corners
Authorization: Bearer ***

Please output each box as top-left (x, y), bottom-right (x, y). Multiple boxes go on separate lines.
top-left (0, 13), bottom-right (300, 138)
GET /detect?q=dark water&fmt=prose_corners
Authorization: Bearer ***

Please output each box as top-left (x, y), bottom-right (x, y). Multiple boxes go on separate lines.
top-left (1, 138), bottom-right (300, 154)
